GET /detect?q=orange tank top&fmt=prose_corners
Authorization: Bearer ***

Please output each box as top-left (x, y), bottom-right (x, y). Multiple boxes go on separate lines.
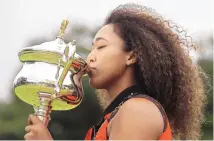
top-left (85, 86), bottom-right (172, 140)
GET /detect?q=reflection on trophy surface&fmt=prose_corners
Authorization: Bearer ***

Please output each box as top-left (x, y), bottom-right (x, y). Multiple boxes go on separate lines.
top-left (13, 20), bottom-right (87, 126)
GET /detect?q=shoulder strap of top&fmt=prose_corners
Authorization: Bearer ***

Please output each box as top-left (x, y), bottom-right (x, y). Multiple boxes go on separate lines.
top-left (107, 94), bottom-right (168, 132)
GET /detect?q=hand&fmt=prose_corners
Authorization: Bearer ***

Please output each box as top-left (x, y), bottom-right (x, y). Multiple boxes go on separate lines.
top-left (24, 114), bottom-right (53, 140)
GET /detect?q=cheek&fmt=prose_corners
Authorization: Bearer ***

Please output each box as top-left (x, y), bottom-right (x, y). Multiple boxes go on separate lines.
top-left (90, 51), bottom-right (126, 89)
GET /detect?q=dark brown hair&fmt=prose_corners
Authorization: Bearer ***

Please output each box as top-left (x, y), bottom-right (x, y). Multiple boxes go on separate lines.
top-left (104, 3), bottom-right (207, 140)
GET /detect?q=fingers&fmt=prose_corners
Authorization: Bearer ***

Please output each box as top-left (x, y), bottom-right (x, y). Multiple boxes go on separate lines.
top-left (25, 126), bottom-right (32, 133)
top-left (24, 125), bottom-right (37, 140)
top-left (28, 114), bottom-right (42, 125)
top-left (24, 132), bottom-right (33, 140)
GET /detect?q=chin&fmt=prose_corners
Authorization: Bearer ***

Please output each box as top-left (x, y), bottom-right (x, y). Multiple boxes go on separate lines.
top-left (89, 78), bottom-right (105, 89)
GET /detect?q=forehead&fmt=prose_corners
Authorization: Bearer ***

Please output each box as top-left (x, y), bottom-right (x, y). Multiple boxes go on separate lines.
top-left (93, 24), bottom-right (122, 43)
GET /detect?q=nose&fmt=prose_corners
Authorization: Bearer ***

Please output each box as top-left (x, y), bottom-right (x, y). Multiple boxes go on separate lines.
top-left (86, 52), bottom-right (96, 65)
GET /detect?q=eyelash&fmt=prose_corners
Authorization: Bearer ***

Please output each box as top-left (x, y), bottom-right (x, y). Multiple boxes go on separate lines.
top-left (97, 46), bottom-right (106, 49)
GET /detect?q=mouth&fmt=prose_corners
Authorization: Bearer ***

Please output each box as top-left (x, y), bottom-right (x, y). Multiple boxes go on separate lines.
top-left (86, 64), bottom-right (96, 70)
top-left (85, 65), bottom-right (96, 77)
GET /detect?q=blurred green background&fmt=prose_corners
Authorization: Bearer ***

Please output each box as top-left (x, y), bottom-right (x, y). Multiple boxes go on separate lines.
top-left (0, 18), bottom-right (213, 140)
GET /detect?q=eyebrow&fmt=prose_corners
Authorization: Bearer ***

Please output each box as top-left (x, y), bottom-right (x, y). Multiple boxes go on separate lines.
top-left (92, 37), bottom-right (108, 46)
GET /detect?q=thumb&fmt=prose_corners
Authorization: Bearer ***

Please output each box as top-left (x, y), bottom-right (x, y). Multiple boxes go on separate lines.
top-left (29, 114), bottom-right (42, 125)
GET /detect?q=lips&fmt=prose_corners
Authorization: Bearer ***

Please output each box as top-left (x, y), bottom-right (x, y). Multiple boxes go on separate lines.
top-left (86, 64), bottom-right (96, 70)
top-left (85, 65), bottom-right (96, 77)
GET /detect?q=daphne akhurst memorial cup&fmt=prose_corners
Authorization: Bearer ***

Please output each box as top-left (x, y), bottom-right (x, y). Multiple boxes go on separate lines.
top-left (13, 20), bottom-right (87, 126)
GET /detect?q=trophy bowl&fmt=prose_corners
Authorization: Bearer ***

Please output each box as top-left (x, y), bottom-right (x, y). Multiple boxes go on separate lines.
top-left (13, 20), bottom-right (87, 125)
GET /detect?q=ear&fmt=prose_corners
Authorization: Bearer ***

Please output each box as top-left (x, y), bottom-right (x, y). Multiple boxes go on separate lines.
top-left (126, 51), bottom-right (136, 66)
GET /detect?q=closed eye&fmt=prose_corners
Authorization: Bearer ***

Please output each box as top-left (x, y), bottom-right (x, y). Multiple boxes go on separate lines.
top-left (97, 46), bottom-right (106, 49)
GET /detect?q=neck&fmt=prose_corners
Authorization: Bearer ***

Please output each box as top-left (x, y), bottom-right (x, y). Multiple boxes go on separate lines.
top-left (106, 69), bottom-right (137, 102)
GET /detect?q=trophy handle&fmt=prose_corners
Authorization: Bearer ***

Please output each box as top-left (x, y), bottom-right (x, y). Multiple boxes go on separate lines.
top-left (56, 41), bottom-right (86, 105)
top-left (59, 64), bottom-right (86, 105)
top-left (54, 41), bottom-right (76, 93)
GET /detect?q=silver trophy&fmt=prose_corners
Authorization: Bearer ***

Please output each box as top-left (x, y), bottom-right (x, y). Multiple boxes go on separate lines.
top-left (13, 20), bottom-right (87, 126)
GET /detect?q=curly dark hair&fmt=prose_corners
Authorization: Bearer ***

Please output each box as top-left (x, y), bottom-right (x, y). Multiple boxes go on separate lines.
top-left (102, 3), bottom-right (207, 140)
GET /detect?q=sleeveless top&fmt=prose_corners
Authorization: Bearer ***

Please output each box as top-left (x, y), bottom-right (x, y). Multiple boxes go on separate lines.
top-left (84, 85), bottom-right (172, 140)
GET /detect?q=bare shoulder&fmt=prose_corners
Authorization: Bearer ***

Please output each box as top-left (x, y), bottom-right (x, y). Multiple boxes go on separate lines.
top-left (108, 97), bottom-right (164, 140)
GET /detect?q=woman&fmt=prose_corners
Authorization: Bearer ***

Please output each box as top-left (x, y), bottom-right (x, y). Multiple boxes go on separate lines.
top-left (24, 3), bottom-right (207, 140)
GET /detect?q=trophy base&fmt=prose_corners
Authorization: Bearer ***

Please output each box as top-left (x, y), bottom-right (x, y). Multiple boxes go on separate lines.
top-left (14, 84), bottom-right (81, 110)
